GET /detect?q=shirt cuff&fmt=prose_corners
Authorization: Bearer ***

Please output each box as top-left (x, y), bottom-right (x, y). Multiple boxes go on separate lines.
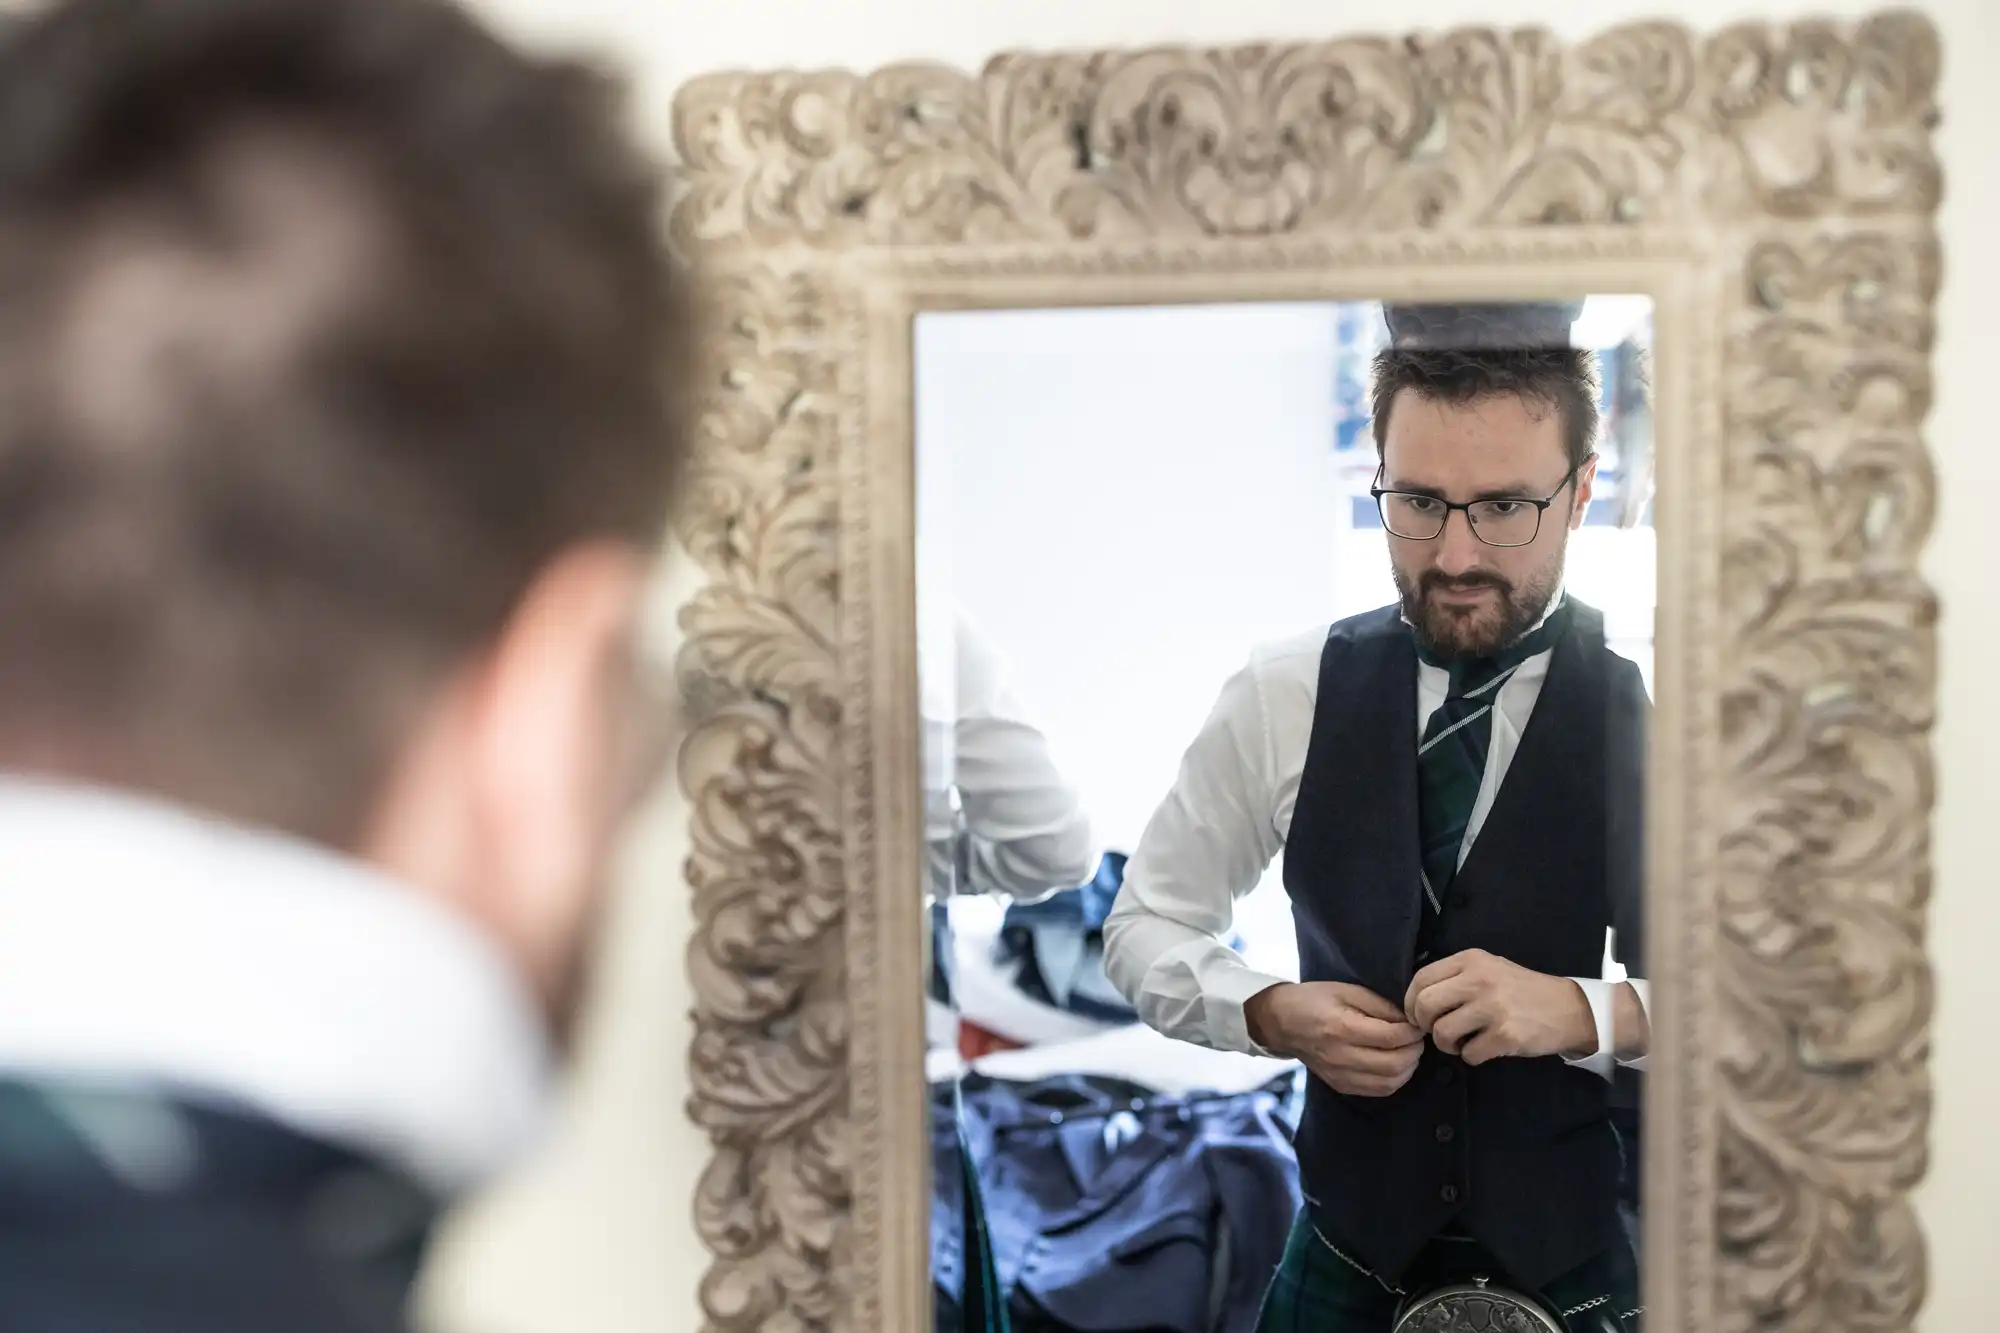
top-left (1200, 963), bottom-right (1295, 1058)
top-left (1562, 977), bottom-right (1650, 1077)
top-left (1562, 977), bottom-right (1617, 1080)
top-left (1621, 978), bottom-right (1650, 1072)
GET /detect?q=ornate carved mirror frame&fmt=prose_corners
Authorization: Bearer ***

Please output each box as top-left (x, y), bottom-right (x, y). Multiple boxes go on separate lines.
top-left (667, 15), bottom-right (1941, 1333)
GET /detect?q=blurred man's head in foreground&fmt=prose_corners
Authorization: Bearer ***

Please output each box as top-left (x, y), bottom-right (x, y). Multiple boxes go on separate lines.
top-left (0, 0), bottom-right (696, 1038)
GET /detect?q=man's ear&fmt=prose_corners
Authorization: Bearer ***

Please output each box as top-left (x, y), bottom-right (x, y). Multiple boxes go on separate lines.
top-left (421, 541), bottom-right (649, 1012)
top-left (1570, 454), bottom-right (1600, 530)
top-left (468, 541), bottom-right (648, 902)
top-left (355, 539), bottom-right (659, 1018)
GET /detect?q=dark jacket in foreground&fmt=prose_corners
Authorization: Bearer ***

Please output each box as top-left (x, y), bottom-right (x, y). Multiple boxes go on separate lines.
top-left (0, 1079), bottom-right (433, 1333)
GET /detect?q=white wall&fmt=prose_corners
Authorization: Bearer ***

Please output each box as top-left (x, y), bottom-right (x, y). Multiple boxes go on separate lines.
top-left (420, 4), bottom-right (2000, 1332)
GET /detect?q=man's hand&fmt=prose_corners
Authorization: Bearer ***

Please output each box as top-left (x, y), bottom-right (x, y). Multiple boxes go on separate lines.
top-left (1402, 949), bottom-right (1596, 1065)
top-left (1244, 981), bottom-right (1426, 1097)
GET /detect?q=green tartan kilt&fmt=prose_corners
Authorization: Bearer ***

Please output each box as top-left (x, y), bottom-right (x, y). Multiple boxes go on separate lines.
top-left (1254, 1212), bottom-right (1642, 1333)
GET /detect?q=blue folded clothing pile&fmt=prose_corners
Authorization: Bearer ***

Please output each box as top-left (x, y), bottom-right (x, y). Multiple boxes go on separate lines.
top-left (990, 853), bottom-right (1137, 1025)
top-left (932, 1069), bottom-right (1306, 1333)
top-left (991, 853), bottom-right (1246, 1029)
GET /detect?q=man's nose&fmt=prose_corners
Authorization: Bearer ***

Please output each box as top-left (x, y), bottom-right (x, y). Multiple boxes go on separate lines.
top-left (1434, 509), bottom-right (1485, 576)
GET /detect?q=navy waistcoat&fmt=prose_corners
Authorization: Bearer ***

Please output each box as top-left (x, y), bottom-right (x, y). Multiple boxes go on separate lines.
top-left (1281, 601), bottom-right (1647, 1287)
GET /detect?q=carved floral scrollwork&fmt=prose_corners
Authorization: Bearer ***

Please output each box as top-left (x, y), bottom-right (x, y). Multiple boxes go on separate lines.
top-left (671, 15), bottom-right (1941, 1333)
top-left (1716, 227), bottom-right (1936, 1333)
top-left (677, 266), bottom-right (851, 1332)
top-left (672, 14), bottom-right (1936, 251)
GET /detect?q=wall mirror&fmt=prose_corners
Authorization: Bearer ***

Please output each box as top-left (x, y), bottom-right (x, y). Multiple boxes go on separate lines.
top-left (669, 16), bottom-right (1941, 1333)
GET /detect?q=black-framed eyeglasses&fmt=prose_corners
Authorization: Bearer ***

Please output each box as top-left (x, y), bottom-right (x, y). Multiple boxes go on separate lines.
top-left (1370, 460), bottom-right (1587, 549)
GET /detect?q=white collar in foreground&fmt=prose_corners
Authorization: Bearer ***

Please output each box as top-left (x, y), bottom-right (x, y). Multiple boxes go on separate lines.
top-left (0, 778), bottom-right (553, 1197)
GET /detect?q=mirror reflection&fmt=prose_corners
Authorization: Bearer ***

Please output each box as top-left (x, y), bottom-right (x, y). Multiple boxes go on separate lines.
top-left (919, 297), bottom-right (1655, 1333)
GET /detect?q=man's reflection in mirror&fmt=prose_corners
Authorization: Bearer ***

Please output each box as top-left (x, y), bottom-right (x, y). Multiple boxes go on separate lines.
top-left (1102, 302), bottom-right (1650, 1332)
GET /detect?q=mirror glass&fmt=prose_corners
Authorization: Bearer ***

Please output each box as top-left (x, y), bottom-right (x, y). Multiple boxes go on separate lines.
top-left (918, 297), bottom-right (1655, 1333)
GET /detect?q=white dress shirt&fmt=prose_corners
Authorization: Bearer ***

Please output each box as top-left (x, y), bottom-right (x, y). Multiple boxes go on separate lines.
top-left (921, 613), bottom-right (1097, 1050)
top-left (923, 613), bottom-right (1097, 902)
top-left (1102, 617), bottom-right (1649, 1078)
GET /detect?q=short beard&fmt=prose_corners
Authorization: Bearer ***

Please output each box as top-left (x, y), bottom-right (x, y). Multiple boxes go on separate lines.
top-left (1394, 561), bottom-right (1563, 662)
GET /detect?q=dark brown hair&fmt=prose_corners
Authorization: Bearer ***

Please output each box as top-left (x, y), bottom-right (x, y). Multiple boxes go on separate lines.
top-left (1369, 347), bottom-right (1602, 474)
top-left (0, 0), bottom-right (696, 844)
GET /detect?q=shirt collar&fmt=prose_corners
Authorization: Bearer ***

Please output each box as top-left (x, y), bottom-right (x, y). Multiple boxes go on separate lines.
top-left (0, 778), bottom-right (553, 1197)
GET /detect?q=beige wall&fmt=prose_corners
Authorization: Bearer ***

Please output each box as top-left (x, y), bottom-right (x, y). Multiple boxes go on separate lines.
top-left (416, 2), bottom-right (2000, 1330)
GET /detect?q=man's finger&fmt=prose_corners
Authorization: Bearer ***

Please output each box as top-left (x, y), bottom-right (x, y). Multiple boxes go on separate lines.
top-left (1342, 1010), bottom-right (1426, 1050)
top-left (1324, 1042), bottom-right (1421, 1079)
top-left (1405, 953), bottom-right (1472, 1009)
top-left (1407, 974), bottom-right (1483, 1031)
top-left (1461, 1027), bottom-right (1509, 1066)
top-left (1308, 1062), bottom-right (1394, 1099)
top-left (1342, 985), bottom-right (1415, 1024)
top-left (1433, 1002), bottom-right (1489, 1056)
top-left (1348, 1073), bottom-right (1401, 1098)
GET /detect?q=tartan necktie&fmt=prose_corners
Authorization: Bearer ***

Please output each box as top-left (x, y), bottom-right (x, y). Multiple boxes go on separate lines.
top-left (1415, 602), bottom-right (1570, 928)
